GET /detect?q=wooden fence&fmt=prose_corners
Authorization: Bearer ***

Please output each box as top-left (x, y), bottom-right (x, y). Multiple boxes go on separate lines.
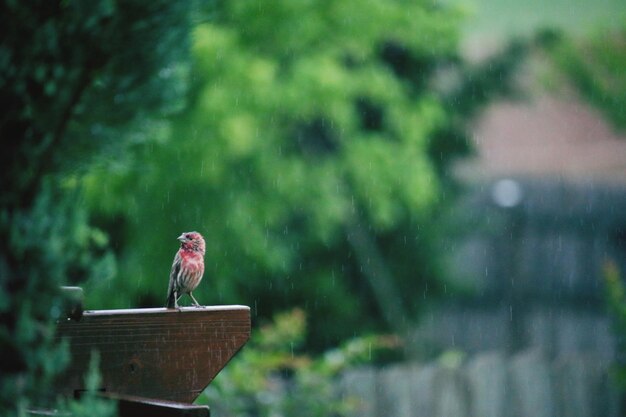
top-left (340, 349), bottom-right (620, 417)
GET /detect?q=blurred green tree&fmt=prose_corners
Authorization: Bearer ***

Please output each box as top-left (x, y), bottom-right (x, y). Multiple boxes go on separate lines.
top-left (604, 261), bottom-right (626, 390)
top-left (0, 0), bottom-right (192, 413)
top-left (86, 0), bottom-right (523, 351)
top-left (541, 24), bottom-right (626, 131)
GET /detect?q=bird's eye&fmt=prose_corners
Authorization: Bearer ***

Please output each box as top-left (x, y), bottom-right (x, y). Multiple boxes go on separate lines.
top-left (186, 234), bottom-right (193, 240)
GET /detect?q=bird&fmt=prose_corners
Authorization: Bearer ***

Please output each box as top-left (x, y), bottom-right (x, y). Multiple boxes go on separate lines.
top-left (166, 231), bottom-right (206, 309)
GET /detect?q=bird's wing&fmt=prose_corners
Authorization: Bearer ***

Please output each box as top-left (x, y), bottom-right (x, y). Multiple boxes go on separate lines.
top-left (167, 251), bottom-right (182, 300)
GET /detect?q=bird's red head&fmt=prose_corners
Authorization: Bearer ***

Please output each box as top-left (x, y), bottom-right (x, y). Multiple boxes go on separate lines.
top-left (177, 231), bottom-right (205, 254)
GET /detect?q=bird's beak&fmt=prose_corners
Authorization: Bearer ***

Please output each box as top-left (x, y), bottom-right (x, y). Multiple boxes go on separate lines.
top-left (177, 234), bottom-right (187, 242)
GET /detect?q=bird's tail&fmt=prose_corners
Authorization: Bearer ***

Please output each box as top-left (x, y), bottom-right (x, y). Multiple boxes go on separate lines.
top-left (166, 291), bottom-right (176, 309)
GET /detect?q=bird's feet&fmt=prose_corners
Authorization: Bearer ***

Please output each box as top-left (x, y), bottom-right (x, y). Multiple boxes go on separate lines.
top-left (189, 293), bottom-right (204, 308)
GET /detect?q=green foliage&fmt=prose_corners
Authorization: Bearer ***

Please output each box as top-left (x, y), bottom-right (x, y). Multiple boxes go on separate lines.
top-left (85, 0), bottom-right (524, 350)
top-left (543, 24), bottom-right (626, 130)
top-left (0, 0), bottom-right (190, 207)
top-left (604, 260), bottom-right (626, 389)
top-left (58, 352), bottom-right (117, 417)
top-left (0, 0), bottom-right (193, 413)
top-left (0, 182), bottom-right (116, 414)
top-left (200, 308), bottom-right (399, 417)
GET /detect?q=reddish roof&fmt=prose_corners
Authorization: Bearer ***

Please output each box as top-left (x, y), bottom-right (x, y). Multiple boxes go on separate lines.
top-left (455, 93), bottom-right (626, 184)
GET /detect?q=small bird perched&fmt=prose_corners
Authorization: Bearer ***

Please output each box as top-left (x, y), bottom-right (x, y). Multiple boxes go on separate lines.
top-left (166, 231), bottom-right (206, 309)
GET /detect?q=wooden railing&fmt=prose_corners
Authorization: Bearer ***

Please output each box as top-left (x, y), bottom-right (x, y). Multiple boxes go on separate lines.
top-left (49, 290), bottom-right (250, 417)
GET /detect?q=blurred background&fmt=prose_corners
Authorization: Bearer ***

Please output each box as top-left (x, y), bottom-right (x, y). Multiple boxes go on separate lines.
top-left (1, 0), bottom-right (625, 416)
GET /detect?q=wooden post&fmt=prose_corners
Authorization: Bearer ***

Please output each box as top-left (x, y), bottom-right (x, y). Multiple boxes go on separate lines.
top-left (53, 305), bottom-right (250, 415)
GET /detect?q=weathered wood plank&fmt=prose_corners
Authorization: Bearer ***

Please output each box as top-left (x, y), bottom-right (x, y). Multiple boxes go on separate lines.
top-left (466, 351), bottom-right (507, 417)
top-left (410, 363), bottom-right (438, 417)
top-left (434, 367), bottom-right (469, 417)
top-left (341, 366), bottom-right (377, 417)
top-left (377, 364), bottom-right (411, 417)
top-left (508, 350), bottom-right (554, 417)
top-left (55, 306), bottom-right (250, 403)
